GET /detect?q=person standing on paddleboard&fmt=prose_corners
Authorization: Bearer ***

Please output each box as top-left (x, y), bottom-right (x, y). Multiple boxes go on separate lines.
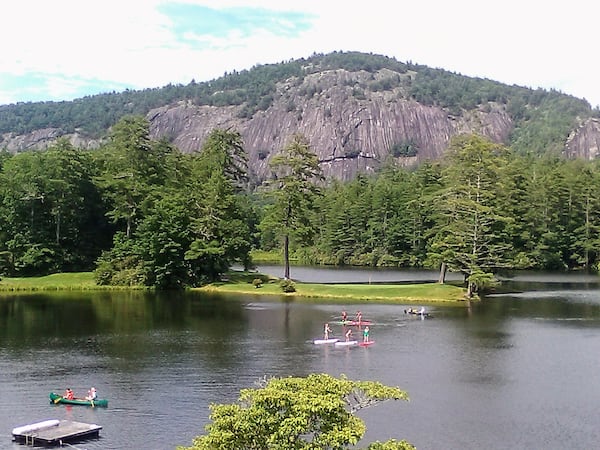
top-left (323, 323), bottom-right (332, 340)
top-left (345, 328), bottom-right (353, 342)
top-left (363, 326), bottom-right (370, 343)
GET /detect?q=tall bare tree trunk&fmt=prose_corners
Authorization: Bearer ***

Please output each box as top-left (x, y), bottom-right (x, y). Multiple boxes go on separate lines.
top-left (283, 235), bottom-right (290, 280)
top-left (438, 262), bottom-right (447, 284)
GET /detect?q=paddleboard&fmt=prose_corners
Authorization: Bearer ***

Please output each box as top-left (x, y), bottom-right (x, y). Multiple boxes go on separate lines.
top-left (359, 340), bottom-right (375, 347)
top-left (335, 320), bottom-right (372, 326)
top-left (335, 340), bottom-right (358, 347)
top-left (313, 338), bottom-right (339, 344)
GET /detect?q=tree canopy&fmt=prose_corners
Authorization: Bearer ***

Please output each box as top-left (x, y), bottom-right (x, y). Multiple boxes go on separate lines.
top-left (178, 373), bottom-right (414, 450)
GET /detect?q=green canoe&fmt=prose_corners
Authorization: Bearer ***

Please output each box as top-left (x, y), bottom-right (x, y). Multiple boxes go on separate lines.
top-left (49, 392), bottom-right (108, 407)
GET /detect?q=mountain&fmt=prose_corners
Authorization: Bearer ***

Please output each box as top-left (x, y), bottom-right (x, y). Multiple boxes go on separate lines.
top-left (1, 51), bottom-right (598, 181)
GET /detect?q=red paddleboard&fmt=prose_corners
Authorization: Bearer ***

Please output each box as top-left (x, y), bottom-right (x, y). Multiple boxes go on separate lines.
top-left (359, 340), bottom-right (375, 347)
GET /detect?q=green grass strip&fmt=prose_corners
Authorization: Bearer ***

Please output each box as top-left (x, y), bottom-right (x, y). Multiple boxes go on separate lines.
top-left (198, 272), bottom-right (469, 303)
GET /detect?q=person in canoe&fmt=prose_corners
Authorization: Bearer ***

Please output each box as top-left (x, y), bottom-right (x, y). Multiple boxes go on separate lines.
top-left (345, 328), bottom-right (353, 342)
top-left (64, 388), bottom-right (74, 400)
top-left (85, 387), bottom-right (97, 401)
top-left (323, 323), bottom-right (332, 340)
top-left (363, 326), bottom-right (370, 343)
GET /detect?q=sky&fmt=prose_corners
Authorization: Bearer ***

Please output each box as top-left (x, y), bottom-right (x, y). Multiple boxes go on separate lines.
top-left (2, 0), bottom-right (599, 108)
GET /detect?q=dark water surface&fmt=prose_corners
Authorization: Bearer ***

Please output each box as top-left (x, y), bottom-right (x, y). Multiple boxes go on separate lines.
top-left (2, 269), bottom-right (600, 449)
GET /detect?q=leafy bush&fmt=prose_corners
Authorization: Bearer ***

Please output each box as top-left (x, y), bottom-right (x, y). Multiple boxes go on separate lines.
top-left (279, 279), bottom-right (296, 292)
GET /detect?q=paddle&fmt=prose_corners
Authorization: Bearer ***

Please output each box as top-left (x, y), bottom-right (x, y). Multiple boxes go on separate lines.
top-left (53, 395), bottom-right (63, 404)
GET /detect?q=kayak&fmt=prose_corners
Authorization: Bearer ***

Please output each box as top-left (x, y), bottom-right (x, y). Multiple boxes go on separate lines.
top-left (49, 392), bottom-right (108, 407)
top-left (314, 338), bottom-right (339, 344)
top-left (335, 340), bottom-right (358, 347)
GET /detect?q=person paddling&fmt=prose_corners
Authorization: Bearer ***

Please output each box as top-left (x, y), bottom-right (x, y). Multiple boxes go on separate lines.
top-left (85, 387), bottom-right (97, 401)
top-left (355, 311), bottom-right (363, 324)
top-left (323, 323), bottom-right (332, 340)
top-left (345, 328), bottom-right (353, 342)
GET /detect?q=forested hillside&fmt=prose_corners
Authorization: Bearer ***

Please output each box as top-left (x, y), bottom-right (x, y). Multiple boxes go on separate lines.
top-left (2, 52), bottom-right (600, 290)
top-left (1, 51), bottom-right (598, 168)
top-left (1, 115), bottom-right (600, 293)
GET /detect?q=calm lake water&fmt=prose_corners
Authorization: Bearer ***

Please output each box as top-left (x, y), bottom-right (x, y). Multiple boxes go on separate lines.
top-left (2, 267), bottom-right (600, 450)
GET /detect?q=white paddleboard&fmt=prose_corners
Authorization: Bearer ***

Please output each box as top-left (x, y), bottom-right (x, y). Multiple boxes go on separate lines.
top-left (314, 338), bottom-right (339, 344)
top-left (335, 340), bottom-right (358, 347)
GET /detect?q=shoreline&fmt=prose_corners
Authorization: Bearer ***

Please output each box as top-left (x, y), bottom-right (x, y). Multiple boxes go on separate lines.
top-left (196, 272), bottom-right (472, 303)
top-left (0, 271), bottom-right (473, 303)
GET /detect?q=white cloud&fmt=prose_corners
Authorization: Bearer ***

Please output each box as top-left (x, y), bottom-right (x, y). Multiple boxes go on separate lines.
top-left (1, 0), bottom-right (599, 107)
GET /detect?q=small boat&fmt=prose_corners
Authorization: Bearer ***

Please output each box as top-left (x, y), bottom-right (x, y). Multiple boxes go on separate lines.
top-left (404, 309), bottom-right (433, 318)
top-left (314, 338), bottom-right (339, 344)
top-left (335, 340), bottom-right (358, 347)
top-left (49, 392), bottom-right (108, 407)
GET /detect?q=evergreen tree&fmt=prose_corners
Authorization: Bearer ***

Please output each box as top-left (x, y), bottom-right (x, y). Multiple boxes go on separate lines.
top-left (260, 134), bottom-right (323, 280)
top-left (428, 134), bottom-right (510, 296)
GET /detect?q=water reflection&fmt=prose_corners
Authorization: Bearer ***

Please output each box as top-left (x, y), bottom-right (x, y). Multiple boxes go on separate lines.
top-left (1, 269), bottom-right (600, 449)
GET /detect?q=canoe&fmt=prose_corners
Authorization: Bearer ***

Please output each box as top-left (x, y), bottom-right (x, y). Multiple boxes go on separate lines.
top-left (314, 338), bottom-right (339, 344)
top-left (49, 392), bottom-right (108, 407)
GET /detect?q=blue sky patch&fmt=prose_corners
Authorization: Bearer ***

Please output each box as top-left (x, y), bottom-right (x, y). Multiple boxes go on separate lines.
top-left (158, 3), bottom-right (315, 43)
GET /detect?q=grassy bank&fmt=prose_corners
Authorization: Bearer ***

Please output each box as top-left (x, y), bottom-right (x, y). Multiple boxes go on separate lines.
top-left (198, 272), bottom-right (470, 303)
top-left (0, 272), bottom-right (144, 292)
top-left (0, 271), bottom-right (471, 303)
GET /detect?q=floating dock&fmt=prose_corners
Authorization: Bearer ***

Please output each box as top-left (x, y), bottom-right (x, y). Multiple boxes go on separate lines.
top-left (12, 419), bottom-right (102, 446)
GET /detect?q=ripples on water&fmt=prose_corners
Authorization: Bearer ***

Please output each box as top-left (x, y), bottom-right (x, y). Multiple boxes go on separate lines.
top-left (2, 270), bottom-right (600, 449)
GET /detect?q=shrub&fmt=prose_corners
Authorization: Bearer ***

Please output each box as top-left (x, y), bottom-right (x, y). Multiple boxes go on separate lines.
top-left (279, 279), bottom-right (296, 292)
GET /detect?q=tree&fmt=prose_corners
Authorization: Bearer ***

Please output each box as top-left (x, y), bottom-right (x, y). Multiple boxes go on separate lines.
top-left (184, 129), bottom-right (255, 282)
top-left (0, 141), bottom-right (108, 275)
top-left (428, 134), bottom-right (510, 297)
top-left (178, 373), bottom-right (414, 450)
top-left (260, 134), bottom-right (323, 280)
top-left (94, 115), bottom-right (157, 238)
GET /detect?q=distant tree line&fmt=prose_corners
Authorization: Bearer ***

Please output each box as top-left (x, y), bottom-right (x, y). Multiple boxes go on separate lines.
top-left (1, 116), bottom-right (600, 292)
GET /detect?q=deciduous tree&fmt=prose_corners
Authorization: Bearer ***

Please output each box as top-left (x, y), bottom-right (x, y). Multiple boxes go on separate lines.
top-left (178, 373), bottom-right (414, 450)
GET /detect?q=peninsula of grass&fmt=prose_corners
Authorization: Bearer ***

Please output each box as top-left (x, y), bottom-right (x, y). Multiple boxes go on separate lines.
top-left (0, 272), bottom-right (145, 292)
top-left (198, 271), bottom-right (470, 303)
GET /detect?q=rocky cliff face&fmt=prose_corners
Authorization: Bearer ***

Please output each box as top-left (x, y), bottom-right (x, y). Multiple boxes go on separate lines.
top-left (148, 69), bottom-right (515, 181)
top-left (565, 118), bottom-right (600, 160)
top-left (2, 68), bottom-right (599, 181)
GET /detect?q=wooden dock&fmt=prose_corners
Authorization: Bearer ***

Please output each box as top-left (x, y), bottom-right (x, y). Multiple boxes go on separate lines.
top-left (12, 419), bottom-right (102, 446)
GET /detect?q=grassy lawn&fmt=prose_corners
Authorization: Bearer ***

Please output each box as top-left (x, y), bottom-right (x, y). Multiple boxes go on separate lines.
top-left (0, 270), bottom-right (471, 303)
top-left (0, 272), bottom-right (143, 291)
top-left (198, 272), bottom-right (470, 303)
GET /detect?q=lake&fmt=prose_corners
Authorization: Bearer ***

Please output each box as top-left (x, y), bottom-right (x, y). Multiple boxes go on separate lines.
top-left (1, 267), bottom-right (600, 449)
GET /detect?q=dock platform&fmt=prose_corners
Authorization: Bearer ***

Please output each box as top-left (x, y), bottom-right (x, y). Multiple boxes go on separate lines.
top-left (12, 419), bottom-right (102, 446)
